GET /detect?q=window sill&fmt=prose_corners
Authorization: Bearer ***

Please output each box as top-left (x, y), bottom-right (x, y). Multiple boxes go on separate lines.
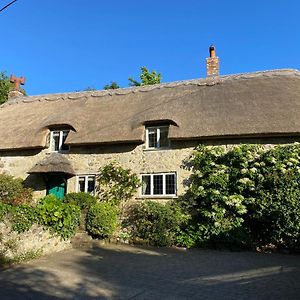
top-left (48, 150), bottom-right (70, 154)
top-left (143, 147), bottom-right (171, 152)
top-left (137, 195), bottom-right (178, 200)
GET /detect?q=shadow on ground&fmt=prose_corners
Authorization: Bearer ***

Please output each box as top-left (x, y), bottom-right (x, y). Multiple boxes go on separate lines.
top-left (0, 244), bottom-right (299, 299)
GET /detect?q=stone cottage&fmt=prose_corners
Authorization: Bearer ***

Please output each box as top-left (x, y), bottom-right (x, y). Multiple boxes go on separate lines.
top-left (1, 46), bottom-right (300, 200)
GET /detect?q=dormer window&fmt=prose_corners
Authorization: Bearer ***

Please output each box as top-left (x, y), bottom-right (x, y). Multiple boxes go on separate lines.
top-left (146, 126), bottom-right (170, 149)
top-left (50, 130), bottom-right (70, 152)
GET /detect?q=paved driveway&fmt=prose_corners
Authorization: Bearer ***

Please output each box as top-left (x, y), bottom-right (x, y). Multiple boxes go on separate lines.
top-left (0, 243), bottom-right (299, 299)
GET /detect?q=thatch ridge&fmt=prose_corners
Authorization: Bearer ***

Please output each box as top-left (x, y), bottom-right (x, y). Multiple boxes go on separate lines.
top-left (0, 68), bottom-right (300, 150)
top-left (3, 69), bottom-right (299, 107)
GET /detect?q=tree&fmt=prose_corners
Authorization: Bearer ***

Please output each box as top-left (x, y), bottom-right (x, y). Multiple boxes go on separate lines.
top-left (128, 66), bottom-right (162, 86)
top-left (0, 72), bottom-right (11, 104)
top-left (103, 81), bottom-right (120, 90)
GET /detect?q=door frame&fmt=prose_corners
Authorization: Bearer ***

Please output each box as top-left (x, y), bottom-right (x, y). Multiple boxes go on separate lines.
top-left (45, 172), bottom-right (67, 199)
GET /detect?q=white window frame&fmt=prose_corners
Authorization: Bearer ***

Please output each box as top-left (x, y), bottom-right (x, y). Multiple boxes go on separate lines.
top-left (50, 130), bottom-right (70, 152)
top-left (76, 175), bottom-right (96, 195)
top-left (145, 126), bottom-right (170, 149)
top-left (140, 172), bottom-right (177, 197)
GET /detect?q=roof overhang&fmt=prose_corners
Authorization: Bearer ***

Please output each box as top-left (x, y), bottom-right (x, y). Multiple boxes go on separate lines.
top-left (28, 153), bottom-right (76, 178)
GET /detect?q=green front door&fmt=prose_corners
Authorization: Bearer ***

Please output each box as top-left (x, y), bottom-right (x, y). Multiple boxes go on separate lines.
top-left (46, 173), bottom-right (66, 199)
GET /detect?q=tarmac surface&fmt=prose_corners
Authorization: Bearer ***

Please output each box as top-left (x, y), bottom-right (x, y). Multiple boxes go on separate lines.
top-left (0, 243), bottom-right (299, 299)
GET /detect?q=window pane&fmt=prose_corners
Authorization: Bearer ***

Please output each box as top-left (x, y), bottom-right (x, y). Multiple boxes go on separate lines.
top-left (166, 174), bottom-right (175, 194)
top-left (153, 175), bottom-right (163, 195)
top-left (142, 175), bottom-right (151, 195)
top-left (52, 132), bottom-right (60, 151)
top-left (61, 131), bottom-right (69, 151)
top-left (159, 127), bottom-right (169, 148)
top-left (78, 177), bottom-right (85, 192)
top-left (148, 128), bottom-right (157, 148)
top-left (87, 176), bottom-right (95, 194)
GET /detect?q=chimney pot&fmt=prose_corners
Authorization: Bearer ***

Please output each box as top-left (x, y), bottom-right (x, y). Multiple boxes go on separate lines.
top-left (206, 45), bottom-right (219, 77)
top-left (209, 45), bottom-right (216, 58)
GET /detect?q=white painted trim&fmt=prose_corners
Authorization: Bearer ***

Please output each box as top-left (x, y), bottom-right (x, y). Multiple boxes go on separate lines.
top-left (76, 174), bottom-right (96, 194)
top-left (140, 172), bottom-right (177, 197)
top-left (145, 126), bottom-right (170, 150)
top-left (50, 130), bottom-right (70, 152)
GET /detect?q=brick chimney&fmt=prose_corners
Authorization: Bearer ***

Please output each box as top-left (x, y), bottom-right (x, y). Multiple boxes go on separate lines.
top-left (8, 75), bottom-right (26, 99)
top-left (206, 45), bottom-right (219, 77)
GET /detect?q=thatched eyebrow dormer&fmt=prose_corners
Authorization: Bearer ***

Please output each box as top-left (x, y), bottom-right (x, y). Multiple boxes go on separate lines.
top-left (46, 124), bottom-right (76, 131)
top-left (0, 69), bottom-right (300, 151)
top-left (142, 119), bottom-right (178, 127)
top-left (44, 124), bottom-right (76, 150)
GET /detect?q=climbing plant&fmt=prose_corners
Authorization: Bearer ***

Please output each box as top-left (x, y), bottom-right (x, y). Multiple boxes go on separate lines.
top-left (96, 161), bottom-right (140, 205)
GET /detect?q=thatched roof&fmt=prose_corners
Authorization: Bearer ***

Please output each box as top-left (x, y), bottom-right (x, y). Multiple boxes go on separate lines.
top-left (1, 69), bottom-right (300, 150)
top-left (28, 153), bottom-right (76, 177)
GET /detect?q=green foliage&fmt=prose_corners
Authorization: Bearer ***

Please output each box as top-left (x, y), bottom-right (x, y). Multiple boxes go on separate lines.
top-left (244, 144), bottom-right (300, 249)
top-left (10, 205), bottom-right (38, 233)
top-left (0, 203), bottom-right (35, 233)
top-left (64, 192), bottom-right (97, 210)
top-left (36, 195), bottom-right (80, 240)
top-left (0, 174), bottom-right (33, 206)
top-left (128, 66), bottom-right (162, 86)
top-left (0, 72), bottom-right (10, 104)
top-left (180, 143), bottom-right (300, 250)
top-left (104, 81), bottom-right (120, 90)
top-left (0, 203), bottom-right (11, 221)
top-left (175, 224), bottom-right (200, 248)
top-left (97, 161), bottom-right (140, 205)
top-left (128, 201), bottom-right (188, 247)
top-left (86, 202), bottom-right (118, 238)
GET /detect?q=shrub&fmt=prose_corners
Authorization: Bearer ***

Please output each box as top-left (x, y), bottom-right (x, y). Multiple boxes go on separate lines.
top-left (86, 202), bottom-right (118, 238)
top-left (10, 205), bottom-right (38, 233)
top-left (245, 147), bottom-right (300, 249)
top-left (63, 192), bottom-right (97, 210)
top-left (128, 201), bottom-right (188, 247)
top-left (181, 143), bottom-right (300, 250)
top-left (0, 203), bottom-right (38, 233)
top-left (0, 202), bottom-right (37, 234)
top-left (0, 174), bottom-right (33, 206)
top-left (36, 195), bottom-right (80, 240)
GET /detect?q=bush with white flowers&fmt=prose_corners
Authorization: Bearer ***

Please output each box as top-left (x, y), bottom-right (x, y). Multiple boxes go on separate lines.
top-left (178, 143), bottom-right (300, 250)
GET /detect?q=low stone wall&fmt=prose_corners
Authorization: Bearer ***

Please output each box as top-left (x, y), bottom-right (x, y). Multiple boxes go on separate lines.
top-left (0, 221), bottom-right (71, 263)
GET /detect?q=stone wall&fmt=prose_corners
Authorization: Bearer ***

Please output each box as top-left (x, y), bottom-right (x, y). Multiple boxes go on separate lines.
top-left (0, 221), bottom-right (71, 263)
top-left (66, 140), bottom-right (197, 200)
top-left (0, 137), bottom-right (299, 201)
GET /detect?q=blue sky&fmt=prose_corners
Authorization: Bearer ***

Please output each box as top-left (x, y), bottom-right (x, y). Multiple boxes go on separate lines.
top-left (1, 0), bottom-right (300, 95)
